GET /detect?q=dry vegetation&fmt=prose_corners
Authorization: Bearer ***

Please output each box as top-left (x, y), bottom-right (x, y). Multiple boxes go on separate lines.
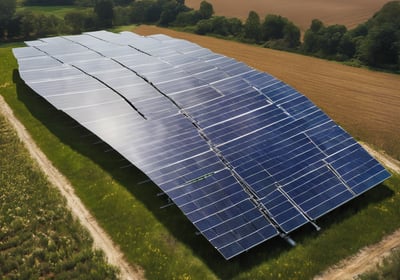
top-left (185, 0), bottom-right (393, 30)
top-left (135, 25), bottom-right (400, 160)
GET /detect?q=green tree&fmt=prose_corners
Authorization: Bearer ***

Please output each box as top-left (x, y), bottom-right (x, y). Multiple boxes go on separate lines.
top-left (226, 17), bottom-right (242, 36)
top-left (6, 15), bottom-right (22, 38)
top-left (354, 1), bottom-right (400, 69)
top-left (199, 0), bottom-right (213, 19)
top-left (210, 16), bottom-right (230, 35)
top-left (158, 0), bottom-right (187, 26)
top-left (302, 19), bottom-right (324, 52)
top-left (310, 18), bottom-right (324, 32)
top-left (25, 0), bottom-right (74, 5)
top-left (244, 11), bottom-right (261, 42)
top-left (283, 22), bottom-right (300, 48)
top-left (113, 5), bottom-right (132, 25)
top-left (195, 18), bottom-right (212, 34)
top-left (94, 0), bottom-right (114, 28)
top-left (74, 0), bottom-right (95, 7)
top-left (337, 32), bottom-right (356, 59)
top-left (0, 0), bottom-right (16, 39)
top-left (260, 14), bottom-right (300, 48)
top-left (261, 14), bottom-right (286, 41)
top-left (20, 11), bottom-right (38, 38)
top-left (65, 11), bottom-right (96, 33)
top-left (65, 11), bottom-right (85, 34)
top-left (159, 1), bottom-right (178, 26)
top-left (36, 14), bottom-right (63, 37)
top-left (194, 16), bottom-right (243, 37)
top-left (358, 24), bottom-right (399, 67)
top-left (175, 10), bottom-right (201, 26)
top-left (302, 20), bottom-right (347, 56)
top-left (319, 24), bottom-right (347, 55)
top-left (130, 0), bottom-right (158, 23)
top-left (350, 23), bottom-right (368, 37)
top-left (114, 0), bottom-right (133, 6)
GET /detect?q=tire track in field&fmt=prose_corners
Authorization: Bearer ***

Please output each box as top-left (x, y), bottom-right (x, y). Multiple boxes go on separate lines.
top-left (0, 95), bottom-right (144, 280)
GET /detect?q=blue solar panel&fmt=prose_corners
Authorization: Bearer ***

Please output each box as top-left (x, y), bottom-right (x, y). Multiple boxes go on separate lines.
top-left (13, 30), bottom-right (391, 260)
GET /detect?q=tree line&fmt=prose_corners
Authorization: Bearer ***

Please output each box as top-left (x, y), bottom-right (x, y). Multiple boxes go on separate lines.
top-left (187, 1), bottom-right (400, 72)
top-left (0, 0), bottom-right (399, 72)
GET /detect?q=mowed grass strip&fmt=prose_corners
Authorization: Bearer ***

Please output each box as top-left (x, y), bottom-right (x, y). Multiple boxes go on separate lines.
top-left (16, 5), bottom-right (90, 19)
top-left (2, 41), bottom-right (400, 280)
top-left (135, 25), bottom-right (400, 161)
top-left (0, 115), bottom-right (117, 278)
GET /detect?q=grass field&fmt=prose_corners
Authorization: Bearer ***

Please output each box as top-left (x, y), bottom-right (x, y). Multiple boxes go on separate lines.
top-left (16, 5), bottom-right (90, 19)
top-left (186, 0), bottom-right (393, 31)
top-left (2, 28), bottom-right (400, 279)
top-left (0, 112), bottom-right (117, 278)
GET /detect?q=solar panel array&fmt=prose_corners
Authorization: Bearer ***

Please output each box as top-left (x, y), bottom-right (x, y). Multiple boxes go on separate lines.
top-left (13, 31), bottom-right (391, 259)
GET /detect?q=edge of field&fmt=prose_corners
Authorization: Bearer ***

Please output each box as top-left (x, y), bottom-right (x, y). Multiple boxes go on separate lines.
top-left (2, 27), bottom-right (400, 279)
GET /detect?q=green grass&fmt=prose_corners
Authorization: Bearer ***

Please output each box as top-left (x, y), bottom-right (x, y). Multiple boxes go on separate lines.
top-left (0, 110), bottom-right (117, 278)
top-left (0, 42), bottom-right (25, 49)
top-left (2, 46), bottom-right (400, 279)
top-left (108, 24), bottom-right (138, 33)
top-left (16, 5), bottom-right (91, 19)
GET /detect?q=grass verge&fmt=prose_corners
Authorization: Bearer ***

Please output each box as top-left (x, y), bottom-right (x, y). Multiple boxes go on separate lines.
top-left (108, 24), bottom-right (139, 33)
top-left (1, 45), bottom-right (400, 279)
top-left (0, 110), bottom-right (117, 278)
top-left (16, 5), bottom-right (91, 19)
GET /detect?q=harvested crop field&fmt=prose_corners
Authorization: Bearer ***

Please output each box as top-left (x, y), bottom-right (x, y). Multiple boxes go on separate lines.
top-left (135, 25), bottom-right (400, 160)
top-left (185, 0), bottom-right (392, 30)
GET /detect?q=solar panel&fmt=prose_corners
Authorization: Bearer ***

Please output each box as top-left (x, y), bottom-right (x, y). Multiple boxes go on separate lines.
top-left (13, 31), bottom-right (391, 260)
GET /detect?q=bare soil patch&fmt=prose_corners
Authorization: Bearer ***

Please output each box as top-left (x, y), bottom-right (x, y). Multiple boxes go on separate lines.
top-left (0, 95), bottom-right (144, 280)
top-left (135, 25), bottom-right (400, 160)
top-left (185, 0), bottom-right (393, 30)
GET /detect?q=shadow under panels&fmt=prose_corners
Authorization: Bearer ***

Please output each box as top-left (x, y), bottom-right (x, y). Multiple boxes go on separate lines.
top-left (13, 30), bottom-right (390, 260)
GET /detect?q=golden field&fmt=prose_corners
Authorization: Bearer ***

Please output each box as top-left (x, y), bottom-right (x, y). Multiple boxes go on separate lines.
top-left (185, 0), bottom-right (392, 30)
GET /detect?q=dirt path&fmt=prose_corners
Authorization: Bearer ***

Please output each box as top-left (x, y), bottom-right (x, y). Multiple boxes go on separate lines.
top-left (315, 229), bottom-right (400, 280)
top-left (315, 145), bottom-right (400, 280)
top-left (361, 143), bottom-right (400, 174)
top-left (0, 95), bottom-right (144, 280)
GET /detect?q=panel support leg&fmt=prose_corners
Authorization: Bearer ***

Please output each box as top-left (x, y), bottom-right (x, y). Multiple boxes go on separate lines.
top-left (280, 234), bottom-right (296, 246)
top-left (311, 221), bottom-right (321, 231)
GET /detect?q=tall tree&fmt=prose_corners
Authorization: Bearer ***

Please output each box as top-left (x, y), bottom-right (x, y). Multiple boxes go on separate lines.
top-left (283, 22), bottom-right (300, 48)
top-left (158, 1), bottom-right (178, 26)
top-left (0, 0), bottom-right (16, 38)
top-left (359, 24), bottom-right (399, 67)
top-left (261, 14), bottom-right (286, 41)
top-left (199, 0), bottom-right (213, 19)
top-left (244, 11), bottom-right (261, 42)
top-left (94, 0), bottom-right (114, 28)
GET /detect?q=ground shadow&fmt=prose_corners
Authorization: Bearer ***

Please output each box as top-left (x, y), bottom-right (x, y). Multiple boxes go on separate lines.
top-left (13, 70), bottom-right (395, 279)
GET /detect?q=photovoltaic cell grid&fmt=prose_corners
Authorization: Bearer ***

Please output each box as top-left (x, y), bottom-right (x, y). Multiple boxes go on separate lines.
top-left (13, 30), bottom-right (391, 260)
